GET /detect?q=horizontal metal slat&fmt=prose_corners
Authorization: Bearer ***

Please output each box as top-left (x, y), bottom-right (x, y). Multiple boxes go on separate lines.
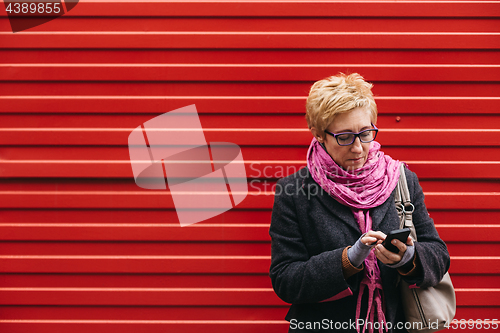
top-left (0, 32), bottom-right (498, 49)
top-left (425, 192), bottom-right (500, 210)
top-left (0, 114), bottom-right (307, 130)
top-left (0, 96), bottom-right (303, 114)
top-left (0, 287), bottom-right (497, 306)
top-left (0, 223), bottom-right (266, 241)
top-left (1, 18), bottom-right (499, 33)
top-left (452, 275), bottom-right (500, 290)
top-left (0, 240), bottom-right (496, 257)
top-left (426, 211), bottom-right (500, 226)
top-left (1, 129), bottom-right (499, 146)
top-left (0, 287), bottom-right (282, 306)
top-left (2, 210), bottom-right (497, 226)
top-left (451, 257), bottom-right (500, 274)
top-left (406, 162), bottom-right (500, 179)
top-left (437, 225), bottom-right (500, 242)
top-left (0, 256), bottom-right (497, 274)
top-left (0, 224), bottom-right (498, 242)
top-left (0, 242), bottom-right (272, 257)
top-left (0, 303), bottom-right (497, 321)
top-left (2, 64), bottom-right (500, 82)
top-left (454, 289), bottom-right (500, 306)
top-left (5, 114), bottom-right (498, 131)
top-left (0, 191), bottom-right (272, 209)
top-left (0, 256), bottom-right (271, 274)
top-left (3, 49), bottom-right (498, 66)
top-left (0, 319), bottom-right (498, 333)
top-left (0, 272), bottom-right (495, 289)
top-left (0, 192), bottom-right (498, 209)
top-left (1, 161), bottom-right (499, 179)
top-left (0, 96), bottom-right (499, 114)
top-left (374, 147), bottom-right (500, 162)
top-left (2, 82), bottom-right (498, 97)
top-left (0, 304), bottom-right (287, 319)
top-left (0, 128), bottom-right (309, 145)
top-left (0, 320), bottom-right (289, 333)
top-left (0, 208), bottom-right (270, 224)
top-left (0, 274), bottom-right (273, 289)
top-left (1, 1), bottom-right (498, 18)
top-left (1, 146), bottom-right (498, 163)
top-left (0, 173), bottom-right (493, 193)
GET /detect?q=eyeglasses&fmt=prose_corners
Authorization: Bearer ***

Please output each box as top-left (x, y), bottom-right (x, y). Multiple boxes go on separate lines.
top-left (324, 123), bottom-right (378, 146)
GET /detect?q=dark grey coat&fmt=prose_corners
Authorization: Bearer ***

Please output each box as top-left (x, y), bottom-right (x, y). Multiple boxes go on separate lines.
top-left (269, 166), bottom-right (450, 332)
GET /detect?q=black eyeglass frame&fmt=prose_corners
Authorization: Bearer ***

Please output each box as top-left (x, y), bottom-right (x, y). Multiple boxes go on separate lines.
top-left (324, 123), bottom-right (379, 146)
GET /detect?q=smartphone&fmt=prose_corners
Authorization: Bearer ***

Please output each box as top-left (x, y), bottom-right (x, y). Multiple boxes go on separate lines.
top-left (382, 228), bottom-right (411, 253)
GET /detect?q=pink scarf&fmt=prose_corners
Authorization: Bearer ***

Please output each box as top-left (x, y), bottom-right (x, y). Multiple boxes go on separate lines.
top-left (306, 137), bottom-right (401, 333)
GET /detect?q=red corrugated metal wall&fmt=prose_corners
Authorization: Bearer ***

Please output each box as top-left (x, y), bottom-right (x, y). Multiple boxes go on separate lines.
top-left (1, 1), bottom-right (499, 332)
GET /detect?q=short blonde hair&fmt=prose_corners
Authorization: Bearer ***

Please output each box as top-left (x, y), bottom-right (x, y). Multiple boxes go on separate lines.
top-left (305, 73), bottom-right (377, 138)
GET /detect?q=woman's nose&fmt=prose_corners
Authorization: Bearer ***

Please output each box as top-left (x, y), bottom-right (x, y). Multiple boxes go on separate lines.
top-left (350, 137), bottom-right (363, 152)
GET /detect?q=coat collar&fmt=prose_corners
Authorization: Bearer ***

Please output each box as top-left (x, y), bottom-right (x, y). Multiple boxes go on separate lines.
top-left (301, 167), bottom-right (395, 233)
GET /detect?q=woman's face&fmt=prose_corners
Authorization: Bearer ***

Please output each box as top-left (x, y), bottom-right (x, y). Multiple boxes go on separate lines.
top-left (315, 107), bottom-right (373, 171)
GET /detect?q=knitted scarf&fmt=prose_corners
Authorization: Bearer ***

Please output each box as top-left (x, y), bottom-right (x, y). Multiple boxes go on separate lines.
top-left (306, 137), bottom-right (401, 333)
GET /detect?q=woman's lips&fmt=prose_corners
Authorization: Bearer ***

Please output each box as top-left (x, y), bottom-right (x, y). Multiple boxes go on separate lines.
top-left (350, 157), bottom-right (364, 163)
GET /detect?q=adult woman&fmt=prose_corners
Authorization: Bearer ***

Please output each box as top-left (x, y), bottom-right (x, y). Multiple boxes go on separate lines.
top-left (269, 73), bottom-right (450, 332)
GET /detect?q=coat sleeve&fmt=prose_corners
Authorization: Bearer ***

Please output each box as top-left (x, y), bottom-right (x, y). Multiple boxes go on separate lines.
top-left (402, 169), bottom-right (451, 288)
top-left (269, 177), bottom-right (356, 304)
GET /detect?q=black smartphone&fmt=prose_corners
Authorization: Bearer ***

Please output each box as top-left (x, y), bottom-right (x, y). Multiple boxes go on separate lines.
top-left (382, 228), bottom-right (411, 253)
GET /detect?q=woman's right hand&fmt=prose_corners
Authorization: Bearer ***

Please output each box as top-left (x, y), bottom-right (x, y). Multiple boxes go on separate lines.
top-left (360, 230), bottom-right (386, 246)
top-left (348, 231), bottom-right (386, 267)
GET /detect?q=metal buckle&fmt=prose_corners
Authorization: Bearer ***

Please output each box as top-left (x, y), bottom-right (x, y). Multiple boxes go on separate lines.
top-left (404, 203), bottom-right (415, 214)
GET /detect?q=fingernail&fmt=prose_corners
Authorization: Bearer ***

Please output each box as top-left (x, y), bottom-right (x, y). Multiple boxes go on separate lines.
top-left (392, 240), bottom-right (397, 244)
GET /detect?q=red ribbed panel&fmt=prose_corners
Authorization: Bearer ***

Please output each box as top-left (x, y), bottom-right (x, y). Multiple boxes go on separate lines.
top-left (1, 1), bottom-right (499, 332)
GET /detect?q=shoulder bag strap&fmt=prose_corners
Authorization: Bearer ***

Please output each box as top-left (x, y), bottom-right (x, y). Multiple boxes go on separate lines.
top-left (397, 164), bottom-right (417, 241)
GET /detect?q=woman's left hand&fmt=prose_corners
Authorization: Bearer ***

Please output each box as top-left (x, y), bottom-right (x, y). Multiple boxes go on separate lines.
top-left (374, 236), bottom-right (414, 265)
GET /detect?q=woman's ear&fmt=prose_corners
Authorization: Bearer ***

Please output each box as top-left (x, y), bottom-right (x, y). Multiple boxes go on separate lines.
top-left (310, 127), bottom-right (323, 143)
